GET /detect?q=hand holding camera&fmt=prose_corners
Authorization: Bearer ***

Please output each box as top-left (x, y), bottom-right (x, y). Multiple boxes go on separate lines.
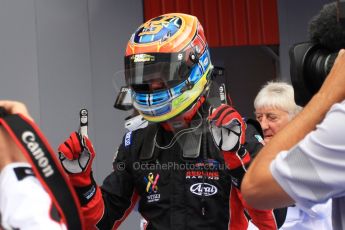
top-left (319, 49), bottom-right (345, 102)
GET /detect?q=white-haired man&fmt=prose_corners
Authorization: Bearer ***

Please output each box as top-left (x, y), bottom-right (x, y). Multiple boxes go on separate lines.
top-left (253, 82), bottom-right (332, 229)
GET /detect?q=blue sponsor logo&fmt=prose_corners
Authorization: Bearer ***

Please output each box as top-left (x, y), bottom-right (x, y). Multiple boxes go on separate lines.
top-left (125, 131), bottom-right (132, 147)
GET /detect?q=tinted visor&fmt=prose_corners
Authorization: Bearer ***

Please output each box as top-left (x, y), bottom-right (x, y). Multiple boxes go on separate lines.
top-left (125, 52), bottom-right (196, 93)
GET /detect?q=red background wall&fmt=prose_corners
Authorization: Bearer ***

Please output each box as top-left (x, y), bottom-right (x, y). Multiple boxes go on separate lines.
top-left (143, 0), bottom-right (279, 47)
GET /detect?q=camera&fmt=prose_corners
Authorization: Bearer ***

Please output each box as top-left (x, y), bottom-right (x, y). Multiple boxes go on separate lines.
top-left (290, 42), bottom-right (338, 106)
top-left (289, 1), bottom-right (345, 106)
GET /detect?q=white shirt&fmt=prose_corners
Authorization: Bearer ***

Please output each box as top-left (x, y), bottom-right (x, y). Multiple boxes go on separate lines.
top-left (280, 201), bottom-right (332, 230)
top-left (0, 162), bottom-right (66, 230)
top-left (271, 100), bottom-right (345, 230)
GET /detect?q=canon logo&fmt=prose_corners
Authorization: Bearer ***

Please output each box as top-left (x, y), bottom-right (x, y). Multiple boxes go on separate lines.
top-left (21, 131), bottom-right (54, 178)
top-left (190, 183), bottom-right (218, 196)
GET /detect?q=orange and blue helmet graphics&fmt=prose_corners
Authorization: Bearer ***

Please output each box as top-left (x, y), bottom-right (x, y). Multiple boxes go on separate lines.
top-left (124, 13), bottom-right (213, 122)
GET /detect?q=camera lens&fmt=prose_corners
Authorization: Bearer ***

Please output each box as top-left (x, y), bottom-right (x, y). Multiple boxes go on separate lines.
top-left (304, 48), bottom-right (337, 94)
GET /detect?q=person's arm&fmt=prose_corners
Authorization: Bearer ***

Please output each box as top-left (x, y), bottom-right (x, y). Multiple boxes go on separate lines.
top-left (241, 49), bottom-right (345, 209)
top-left (0, 100), bottom-right (32, 169)
top-left (0, 127), bottom-right (27, 169)
top-left (58, 130), bottom-right (138, 229)
top-left (0, 100), bottom-right (32, 121)
top-left (0, 100), bottom-right (66, 229)
top-left (96, 143), bottom-right (138, 229)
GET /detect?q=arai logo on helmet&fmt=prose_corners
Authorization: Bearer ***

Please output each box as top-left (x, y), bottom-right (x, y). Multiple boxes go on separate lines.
top-left (134, 16), bottom-right (182, 44)
top-left (190, 183), bottom-right (218, 196)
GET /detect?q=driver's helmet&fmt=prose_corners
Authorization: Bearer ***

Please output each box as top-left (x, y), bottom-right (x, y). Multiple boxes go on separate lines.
top-left (124, 13), bottom-right (213, 122)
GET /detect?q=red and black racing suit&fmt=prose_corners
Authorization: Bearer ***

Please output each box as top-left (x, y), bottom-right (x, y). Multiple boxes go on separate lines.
top-left (78, 113), bottom-right (285, 230)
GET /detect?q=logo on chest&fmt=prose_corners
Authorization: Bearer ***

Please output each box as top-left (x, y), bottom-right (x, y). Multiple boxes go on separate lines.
top-left (144, 172), bottom-right (161, 203)
top-left (190, 183), bottom-right (218, 196)
top-left (185, 159), bottom-right (222, 180)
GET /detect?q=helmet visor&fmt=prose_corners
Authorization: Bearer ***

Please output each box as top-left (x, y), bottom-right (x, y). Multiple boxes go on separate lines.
top-left (125, 52), bottom-right (196, 93)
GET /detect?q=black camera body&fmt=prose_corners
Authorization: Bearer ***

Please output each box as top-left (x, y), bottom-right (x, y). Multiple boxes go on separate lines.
top-left (290, 42), bottom-right (338, 106)
top-left (289, 1), bottom-right (345, 106)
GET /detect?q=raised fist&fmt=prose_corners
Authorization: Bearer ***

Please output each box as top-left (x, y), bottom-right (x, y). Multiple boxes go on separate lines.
top-left (209, 104), bottom-right (250, 188)
top-left (58, 132), bottom-right (95, 186)
top-left (208, 104), bottom-right (246, 152)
